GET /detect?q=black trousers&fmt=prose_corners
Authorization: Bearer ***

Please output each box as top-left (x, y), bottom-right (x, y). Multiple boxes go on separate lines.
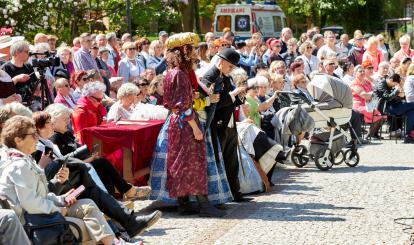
top-left (350, 109), bottom-right (363, 139)
top-left (90, 157), bottom-right (132, 197)
top-left (214, 126), bottom-right (241, 198)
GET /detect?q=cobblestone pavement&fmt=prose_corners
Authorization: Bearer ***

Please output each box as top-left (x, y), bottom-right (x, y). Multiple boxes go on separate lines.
top-left (133, 140), bottom-right (414, 245)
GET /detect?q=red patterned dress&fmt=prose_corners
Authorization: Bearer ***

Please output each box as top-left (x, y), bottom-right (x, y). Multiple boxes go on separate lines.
top-left (163, 67), bottom-right (208, 198)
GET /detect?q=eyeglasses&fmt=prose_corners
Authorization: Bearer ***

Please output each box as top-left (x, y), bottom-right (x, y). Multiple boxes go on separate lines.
top-left (306, 46), bottom-right (313, 49)
top-left (142, 42), bottom-right (150, 45)
top-left (328, 63), bottom-right (335, 66)
top-left (23, 132), bottom-right (39, 139)
top-left (127, 48), bottom-right (136, 51)
top-left (91, 96), bottom-right (103, 102)
top-left (137, 83), bottom-right (149, 87)
top-left (367, 66), bottom-right (374, 70)
top-left (274, 45), bottom-right (281, 48)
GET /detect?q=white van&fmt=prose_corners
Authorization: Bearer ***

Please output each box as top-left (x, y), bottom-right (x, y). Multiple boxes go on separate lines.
top-left (213, 2), bottom-right (287, 40)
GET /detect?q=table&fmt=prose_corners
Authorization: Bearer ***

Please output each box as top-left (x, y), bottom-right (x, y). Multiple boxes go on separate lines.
top-left (81, 120), bottom-right (164, 185)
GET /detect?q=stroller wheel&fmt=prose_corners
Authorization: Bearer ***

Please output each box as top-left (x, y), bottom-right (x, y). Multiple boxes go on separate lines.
top-left (291, 145), bottom-right (309, 168)
top-left (314, 148), bottom-right (334, 171)
top-left (344, 149), bottom-right (360, 167)
top-left (333, 150), bottom-right (345, 165)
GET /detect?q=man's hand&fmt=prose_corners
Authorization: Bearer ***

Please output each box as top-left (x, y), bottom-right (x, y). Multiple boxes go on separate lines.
top-left (12, 74), bottom-right (30, 84)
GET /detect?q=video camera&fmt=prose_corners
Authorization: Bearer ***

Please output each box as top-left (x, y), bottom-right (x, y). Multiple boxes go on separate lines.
top-left (29, 51), bottom-right (60, 69)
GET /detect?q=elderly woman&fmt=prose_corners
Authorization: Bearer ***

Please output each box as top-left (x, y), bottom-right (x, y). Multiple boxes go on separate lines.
top-left (55, 46), bottom-right (75, 78)
top-left (291, 74), bottom-right (314, 104)
top-left (118, 42), bottom-right (145, 83)
top-left (298, 41), bottom-right (319, 76)
top-left (131, 77), bottom-right (152, 104)
top-left (405, 63), bottom-right (414, 103)
top-left (362, 37), bottom-right (384, 72)
top-left (0, 116), bottom-right (117, 245)
top-left (138, 37), bottom-right (151, 60)
top-left (148, 75), bottom-right (164, 105)
top-left (54, 78), bottom-right (76, 109)
top-left (351, 65), bottom-right (383, 139)
top-left (245, 76), bottom-right (279, 128)
top-left (107, 83), bottom-right (140, 121)
top-left (72, 81), bottom-right (107, 143)
top-left (393, 35), bottom-right (414, 62)
top-left (147, 40), bottom-right (167, 75)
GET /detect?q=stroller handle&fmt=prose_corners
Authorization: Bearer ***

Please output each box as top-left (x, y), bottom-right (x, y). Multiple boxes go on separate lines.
top-left (278, 91), bottom-right (313, 105)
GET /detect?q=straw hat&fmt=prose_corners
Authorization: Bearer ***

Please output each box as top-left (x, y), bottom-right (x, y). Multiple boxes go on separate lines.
top-left (166, 32), bottom-right (200, 50)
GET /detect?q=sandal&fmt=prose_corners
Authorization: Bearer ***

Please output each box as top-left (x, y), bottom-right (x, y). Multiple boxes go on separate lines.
top-left (123, 186), bottom-right (152, 201)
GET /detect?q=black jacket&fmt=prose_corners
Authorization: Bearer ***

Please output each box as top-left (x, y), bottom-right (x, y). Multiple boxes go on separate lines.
top-left (373, 79), bottom-right (402, 114)
top-left (201, 66), bottom-right (244, 129)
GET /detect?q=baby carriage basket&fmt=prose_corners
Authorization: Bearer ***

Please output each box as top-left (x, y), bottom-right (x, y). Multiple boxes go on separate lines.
top-left (281, 74), bottom-right (360, 170)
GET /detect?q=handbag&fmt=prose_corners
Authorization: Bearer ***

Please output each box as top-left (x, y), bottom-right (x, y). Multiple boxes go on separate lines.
top-left (24, 211), bottom-right (82, 245)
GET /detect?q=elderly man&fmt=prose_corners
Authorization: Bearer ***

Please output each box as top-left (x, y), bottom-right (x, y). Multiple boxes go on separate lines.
top-left (158, 31), bottom-right (169, 45)
top-left (33, 32), bottom-right (48, 45)
top-left (393, 35), bottom-right (414, 61)
top-left (202, 48), bottom-right (248, 202)
top-left (336, 34), bottom-right (352, 59)
top-left (280, 27), bottom-right (293, 54)
top-left (73, 33), bottom-right (99, 72)
top-left (106, 32), bottom-right (120, 72)
top-left (204, 32), bottom-right (215, 43)
top-left (95, 34), bottom-right (107, 48)
top-left (1, 40), bottom-right (37, 105)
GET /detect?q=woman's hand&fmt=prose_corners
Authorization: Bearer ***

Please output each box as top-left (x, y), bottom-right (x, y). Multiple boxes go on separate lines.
top-left (192, 126), bottom-right (203, 141)
top-left (56, 167), bottom-right (69, 184)
top-left (84, 152), bottom-right (99, 163)
top-left (60, 207), bottom-right (68, 216)
top-left (63, 189), bottom-right (77, 206)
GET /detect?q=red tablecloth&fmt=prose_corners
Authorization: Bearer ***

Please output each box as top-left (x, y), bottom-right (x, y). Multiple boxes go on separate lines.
top-left (80, 120), bottom-right (164, 185)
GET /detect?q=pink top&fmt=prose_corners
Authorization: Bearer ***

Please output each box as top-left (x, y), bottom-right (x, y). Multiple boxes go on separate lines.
top-left (393, 48), bottom-right (414, 62)
top-left (362, 50), bottom-right (384, 72)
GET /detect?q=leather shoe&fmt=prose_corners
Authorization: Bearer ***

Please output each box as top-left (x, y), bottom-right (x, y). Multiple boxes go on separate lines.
top-left (126, 210), bottom-right (162, 237)
top-left (233, 196), bottom-right (253, 202)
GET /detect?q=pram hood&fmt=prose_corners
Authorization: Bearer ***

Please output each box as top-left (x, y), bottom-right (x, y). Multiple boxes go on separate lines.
top-left (307, 74), bottom-right (353, 109)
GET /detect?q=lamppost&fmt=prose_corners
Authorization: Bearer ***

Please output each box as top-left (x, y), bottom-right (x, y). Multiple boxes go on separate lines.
top-left (126, 0), bottom-right (132, 34)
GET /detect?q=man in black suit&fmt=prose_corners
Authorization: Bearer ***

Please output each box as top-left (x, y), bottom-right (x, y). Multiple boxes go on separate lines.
top-left (202, 48), bottom-right (248, 202)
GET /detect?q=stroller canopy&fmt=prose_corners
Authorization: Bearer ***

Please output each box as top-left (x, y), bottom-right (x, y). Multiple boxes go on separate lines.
top-left (307, 74), bottom-right (353, 109)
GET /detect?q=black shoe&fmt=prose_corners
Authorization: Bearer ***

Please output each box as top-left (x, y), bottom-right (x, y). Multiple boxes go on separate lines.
top-left (177, 196), bottom-right (199, 215)
top-left (275, 149), bottom-right (290, 162)
top-left (126, 210), bottom-right (162, 237)
top-left (404, 136), bottom-right (414, 144)
top-left (196, 195), bottom-right (226, 217)
top-left (233, 196), bottom-right (253, 202)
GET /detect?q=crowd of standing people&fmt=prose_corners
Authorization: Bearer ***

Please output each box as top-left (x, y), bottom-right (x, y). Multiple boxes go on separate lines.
top-left (0, 24), bottom-right (414, 244)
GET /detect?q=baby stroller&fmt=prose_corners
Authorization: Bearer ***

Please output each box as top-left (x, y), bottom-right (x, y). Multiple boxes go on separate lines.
top-left (280, 74), bottom-right (360, 171)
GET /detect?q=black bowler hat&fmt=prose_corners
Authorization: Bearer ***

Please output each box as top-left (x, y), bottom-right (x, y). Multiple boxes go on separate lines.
top-left (218, 48), bottom-right (240, 66)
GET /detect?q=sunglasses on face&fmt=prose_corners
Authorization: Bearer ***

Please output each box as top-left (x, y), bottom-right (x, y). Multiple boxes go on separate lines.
top-left (306, 46), bottom-right (313, 49)
top-left (367, 66), bottom-right (374, 70)
top-left (138, 83), bottom-right (149, 87)
top-left (127, 48), bottom-right (136, 51)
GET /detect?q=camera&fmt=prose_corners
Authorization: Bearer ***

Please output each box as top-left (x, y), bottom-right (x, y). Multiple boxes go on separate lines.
top-left (29, 51), bottom-right (60, 69)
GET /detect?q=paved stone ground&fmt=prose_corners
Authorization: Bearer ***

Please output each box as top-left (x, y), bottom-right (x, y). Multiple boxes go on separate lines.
top-left (133, 139), bottom-right (414, 245)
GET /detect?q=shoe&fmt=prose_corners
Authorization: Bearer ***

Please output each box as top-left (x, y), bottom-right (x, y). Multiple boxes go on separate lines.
top-left (233, 195), bottom-right (253, 202)
top-left (126, 210), bottom-right (162, 237)
top-left (404, 136), bottom-right (414, 144)
top-left (357, 137), bottom-right (369, 145)
top-left (177, 196), bottom-right (199, 215)
top-left (124, 186), bottom-right (152, 201)
top-left (196, 195), bottom-right (226, 217)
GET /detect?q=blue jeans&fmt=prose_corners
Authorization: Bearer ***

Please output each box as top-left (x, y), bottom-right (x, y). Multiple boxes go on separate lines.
top-left (389, 102), bottom-right (414, 136)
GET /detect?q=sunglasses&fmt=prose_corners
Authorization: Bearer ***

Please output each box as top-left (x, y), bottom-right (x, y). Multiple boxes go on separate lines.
top-left (367, 66), bottom-right (374, 70)
top-left (274, 45), bottom-right (281, 48)
top-left (91, 96), bottom-right (103, 102)
top-left (127, 48), bottom-right (136, 51)
top-left (138, 83), bottom-right (149, 87)
top-left (328, 63), bottom-right (335, 66)
top-left (306, 46), bottom-right (313, 49)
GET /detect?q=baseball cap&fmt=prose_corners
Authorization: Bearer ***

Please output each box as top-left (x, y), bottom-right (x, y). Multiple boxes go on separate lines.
top-left (159, 31), bottom-right (168, 37)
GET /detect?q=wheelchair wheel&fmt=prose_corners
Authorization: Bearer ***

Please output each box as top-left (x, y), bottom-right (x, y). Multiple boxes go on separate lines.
top-left (333, 150), bottom-right (345, 165)
top-left (291, 145), bottom-right (310, 168)
top-left (344, 149), bottom-right (360, 167)
top-left (314, 148), bottom-right (334, 171)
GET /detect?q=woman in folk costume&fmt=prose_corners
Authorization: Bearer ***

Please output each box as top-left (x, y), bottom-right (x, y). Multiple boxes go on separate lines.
top-left (149, 32), bottom-right (226, 217)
